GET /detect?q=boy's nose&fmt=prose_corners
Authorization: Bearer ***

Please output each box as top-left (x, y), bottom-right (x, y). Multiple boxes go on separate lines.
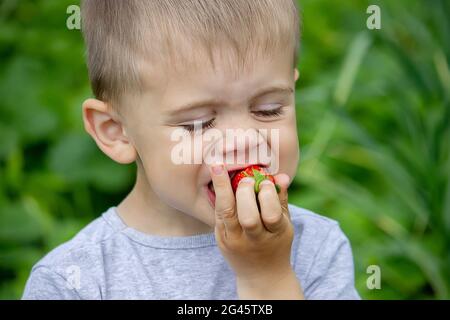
top-left (203, 127), bottom-right (272, 165)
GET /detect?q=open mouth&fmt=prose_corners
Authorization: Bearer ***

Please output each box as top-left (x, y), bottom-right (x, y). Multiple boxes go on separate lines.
top-left (207, 170), bottom-right (239, 195)
top-left (207, 164), bottom-right (267, 205)
top-left (206, 170), bottom-right (240, 208)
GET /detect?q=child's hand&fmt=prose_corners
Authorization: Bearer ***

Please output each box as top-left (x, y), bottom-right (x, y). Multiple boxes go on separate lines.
top-left (209, 164), bottom-right (303, 299)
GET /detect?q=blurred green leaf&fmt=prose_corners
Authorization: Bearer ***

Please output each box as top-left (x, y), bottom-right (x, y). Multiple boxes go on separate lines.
top-left (0, 0), bottom-right (449, 300)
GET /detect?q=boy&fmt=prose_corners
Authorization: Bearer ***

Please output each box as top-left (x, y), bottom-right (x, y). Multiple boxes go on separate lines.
top-left (22, 0), bottom-right (360, 299)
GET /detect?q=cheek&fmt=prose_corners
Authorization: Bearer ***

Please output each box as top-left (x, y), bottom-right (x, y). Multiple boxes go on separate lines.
top-left (276, 125), bottom-right (299, 180)
top-left (144, 153), bottom-right (201, 207)
top-left (152, 162), bottom-right (196, 192)
top-left (135, 129), bottom-right (202, 203)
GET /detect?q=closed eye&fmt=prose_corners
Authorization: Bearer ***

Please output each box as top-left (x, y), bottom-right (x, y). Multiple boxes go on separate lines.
top-left (180, 118), bottom-right (216, 133)
top-left (252, 106), bottom-right (284, 117)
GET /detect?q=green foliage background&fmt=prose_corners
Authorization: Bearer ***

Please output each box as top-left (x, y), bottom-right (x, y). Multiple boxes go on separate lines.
top-left (0, 0), bottom-right (449, 299)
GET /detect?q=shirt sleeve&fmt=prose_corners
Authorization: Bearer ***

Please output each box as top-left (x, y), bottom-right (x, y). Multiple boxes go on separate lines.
top-left (302, 223), bottom-right (361, 300)
top-left (21, 266), bottom-right (82, 300)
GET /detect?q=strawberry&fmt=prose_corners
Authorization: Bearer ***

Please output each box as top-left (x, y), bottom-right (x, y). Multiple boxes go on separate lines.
top-left (230, 165), bottom-right (281, 194)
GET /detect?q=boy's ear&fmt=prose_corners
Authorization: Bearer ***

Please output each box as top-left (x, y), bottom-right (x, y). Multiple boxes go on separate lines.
top-left (294, 68), bottom-right (300, 82)
top-left (82, 98), bottom-right (136, 164)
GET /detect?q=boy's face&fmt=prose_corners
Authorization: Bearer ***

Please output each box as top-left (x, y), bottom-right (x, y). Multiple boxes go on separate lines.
top-left (107, 49), bottom-right (299, 230)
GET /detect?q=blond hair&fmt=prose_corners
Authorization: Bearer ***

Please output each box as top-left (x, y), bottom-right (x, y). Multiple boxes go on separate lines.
top-left (81, 0), bottom-right (301, 110)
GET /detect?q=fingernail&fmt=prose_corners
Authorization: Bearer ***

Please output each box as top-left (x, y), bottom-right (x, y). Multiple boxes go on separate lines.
top-left (260, 180), bottom-right (274, 187)
top-left (211, 164), bottom-right (223, 175)
top-left (239, 177), bottom-right (254, 185)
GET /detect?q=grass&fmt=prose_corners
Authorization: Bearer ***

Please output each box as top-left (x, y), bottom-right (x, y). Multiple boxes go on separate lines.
top-left (0, 0), bottom-right (449, 299)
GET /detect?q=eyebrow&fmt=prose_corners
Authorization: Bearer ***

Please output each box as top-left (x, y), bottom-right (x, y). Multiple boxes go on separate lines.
top-left (165, 85), bottom-right (294, 116)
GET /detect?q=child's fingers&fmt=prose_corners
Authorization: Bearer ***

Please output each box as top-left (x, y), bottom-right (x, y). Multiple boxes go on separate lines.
top-left (214, 215), bottom-right (227, 243)
top-left (257, 180), bottom-right (285, 233)
top-left (209, 164), bottom-right (242, 236)
top-left (235, 178), bottom-right (263, 239)
top-left (273, 173), bottom-right (291, 222)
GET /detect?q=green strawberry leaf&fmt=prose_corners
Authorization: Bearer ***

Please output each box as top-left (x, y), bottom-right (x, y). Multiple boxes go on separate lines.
top-left (252, 168), bottom-right (267, 193)
top-left (252, 168), bottom-right (265, 180)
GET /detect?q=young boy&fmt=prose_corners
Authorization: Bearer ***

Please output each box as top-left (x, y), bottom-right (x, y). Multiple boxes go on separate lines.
top-left (22, 0), bottom-right (360, 300)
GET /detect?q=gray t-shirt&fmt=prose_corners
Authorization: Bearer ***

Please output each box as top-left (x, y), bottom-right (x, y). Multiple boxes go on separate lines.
top-left (22, 204), bottom-right (360, 300)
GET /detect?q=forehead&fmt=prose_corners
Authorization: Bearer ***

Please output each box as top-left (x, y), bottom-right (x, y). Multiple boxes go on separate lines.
top-left (137, 46), bottom-right (294, 111)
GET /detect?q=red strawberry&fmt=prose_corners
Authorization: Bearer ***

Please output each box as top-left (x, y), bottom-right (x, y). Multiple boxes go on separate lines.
top-left (230, 165), bottom-right (280, 194)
